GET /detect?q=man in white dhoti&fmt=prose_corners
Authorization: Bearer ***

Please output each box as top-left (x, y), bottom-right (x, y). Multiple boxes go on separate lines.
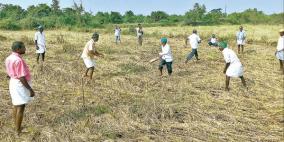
top-left (34, 25), bottom-right (46, 63)
top-left (275, 29), bottom-right (284, 74)
top-left (136, 24), bottom-right (144, 46)
top-left (218, 41), bottom-right (247, 91)
top-left (236, 26), bottom-right (246, 54)
top-left (81, 32), bottom-right (104, 80)
top-left (114, 25), bottom-right (122, 44)
top-left (5, 41), bottom-right (35, 135)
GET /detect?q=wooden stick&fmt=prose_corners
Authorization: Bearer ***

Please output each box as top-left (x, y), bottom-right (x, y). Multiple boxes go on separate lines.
top-left (149, 57), bottom-right (160, 63)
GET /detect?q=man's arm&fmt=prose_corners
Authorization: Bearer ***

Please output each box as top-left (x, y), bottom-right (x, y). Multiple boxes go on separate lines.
top-left (159, 46), bottom-right (170, 56)
top-left (18, 77), bottom-right (35, 97)
top-left (89, 50), bottom-right (104, 57)
top-left (185, 37), bottom-right (189, 46)
top-left (198, 36), bottom-right (201, 43)
top-left (223, 63), bottom-right (230, 74)
top-left (35, 40), bottom-right (39, 50)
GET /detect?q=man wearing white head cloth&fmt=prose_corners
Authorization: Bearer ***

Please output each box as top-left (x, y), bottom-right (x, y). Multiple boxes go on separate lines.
top-left (34, 25), bottom-right (46, 63)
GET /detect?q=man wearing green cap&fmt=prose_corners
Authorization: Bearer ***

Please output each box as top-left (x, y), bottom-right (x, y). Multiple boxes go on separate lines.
top-left (218, 41), bottom-right (247, 91)
top-left (208, 34), bottom-right (218, 47)
top-left (34, 25), bottom-right (46, 64)
top-left (159, 37), bottom-right (173, 76)
top-left (275, 29), bottom-right (284, 74)
top-left (81, 32), bottom-right (104, 80)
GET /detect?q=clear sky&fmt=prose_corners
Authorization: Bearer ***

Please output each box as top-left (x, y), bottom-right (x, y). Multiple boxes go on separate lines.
top-left (0, 0), bottom-right (283, 15)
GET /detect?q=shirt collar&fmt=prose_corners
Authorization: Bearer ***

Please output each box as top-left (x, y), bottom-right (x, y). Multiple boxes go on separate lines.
top-left (12, 52), bottom-right (21, 57)
top-left (222, 48), bottom-right (228, 53)
top-left (91, 39), bottom-right (95, 43)
top-left (162, 44), bottom-right (168, 47)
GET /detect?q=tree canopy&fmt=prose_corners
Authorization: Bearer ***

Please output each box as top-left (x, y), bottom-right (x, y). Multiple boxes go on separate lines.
top-left (0, 2), bottom-right (282, 30)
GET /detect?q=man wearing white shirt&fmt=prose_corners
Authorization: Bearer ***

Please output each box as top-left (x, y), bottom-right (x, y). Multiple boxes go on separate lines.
top-left (275, 29), bottom-right (284, 74)
top-left (185, 29), bottom-right (201, 63)
top-left (136, 24), bottom-right (144, 46)
top-left (218, 41), bottom-right (247, 91)
top-left (236, 26), bottom-right (246, 54)
top-left (81, 32), bottom-right (104, 80)
top-left (114, 25), bottom-right (121, 44)
top-left (159, 37), bottom-right (173, 76)
top-left (208, 34), bottom-right (218, 47)
top-left (34, 25), bottom-right (46, 64)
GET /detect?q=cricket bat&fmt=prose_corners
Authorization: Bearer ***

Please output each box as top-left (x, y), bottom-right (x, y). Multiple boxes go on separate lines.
top-left (149, 57), bottom-right (159, 63)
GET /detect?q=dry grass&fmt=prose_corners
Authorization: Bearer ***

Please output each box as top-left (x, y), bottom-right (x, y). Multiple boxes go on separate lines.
top-left (0, 25), bottom-right (283, 142)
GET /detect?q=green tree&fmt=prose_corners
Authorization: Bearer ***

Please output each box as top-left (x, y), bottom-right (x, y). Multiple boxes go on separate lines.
top-left (51, 0), bottom-right (61, 14)
top-left (185, 3), bottom-right (206, 25)
top-left (135, 14), bottom-right (145, 23)
top-left (110, 11), bottom-right (123, 23)
top-left (95, 12), bottom-right (110, 24)
top-left (0, 4), bottom-right (26, 20)
top-left (26, 4), bottom-right (52, 17)
top-left (123, 10), bottom-right (136, 23)
top-left (204, 8), bottom-right (224, 24)
top-left (150, 11), bottom-right (169, 22)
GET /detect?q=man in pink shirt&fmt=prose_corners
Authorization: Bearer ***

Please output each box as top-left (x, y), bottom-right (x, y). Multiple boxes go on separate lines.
top-left (5, 41), bottom-right (35, 135)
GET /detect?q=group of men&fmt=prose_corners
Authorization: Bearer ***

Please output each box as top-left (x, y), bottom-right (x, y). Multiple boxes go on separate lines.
top-left (158, 27), bottom-right (248, 91)
top-left (4, 24), bottom-right (284, 135)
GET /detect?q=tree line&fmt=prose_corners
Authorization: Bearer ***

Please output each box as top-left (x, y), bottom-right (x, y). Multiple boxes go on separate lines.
top-left (0, 0), bottom-right (283, 30)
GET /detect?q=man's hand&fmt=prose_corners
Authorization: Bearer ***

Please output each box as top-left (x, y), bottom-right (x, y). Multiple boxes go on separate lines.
top-left (29, 89), bottom-right (35, 97)
top-left (36, 45), bottom-right (39, 50)
top-left (223, 70), bottom-right (226, 74)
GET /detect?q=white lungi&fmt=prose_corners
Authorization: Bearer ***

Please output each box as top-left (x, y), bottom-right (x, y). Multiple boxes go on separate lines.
top-left (83, 58), bottom-right (96, 68)
top-left (237, 40), bottom-right (245, 45)
top-left (9, 78), bottom-right (33, 105)
top-left (226, 62), bottom-right (244, 78)
top-left (36, 44), bottom-right (46, 54)
top-left (276, 51), bottom-right (284, 61)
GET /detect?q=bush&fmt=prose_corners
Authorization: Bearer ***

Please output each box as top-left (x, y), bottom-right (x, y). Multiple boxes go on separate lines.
top-left (0, 19), bottom-right (21, 30)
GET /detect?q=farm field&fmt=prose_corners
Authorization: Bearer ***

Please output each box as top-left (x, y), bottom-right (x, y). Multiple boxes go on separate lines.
top-left (0, 25), bottom-right (283, 141)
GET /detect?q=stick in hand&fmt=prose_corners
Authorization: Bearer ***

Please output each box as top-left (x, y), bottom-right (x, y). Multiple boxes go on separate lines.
top-left (149, 57), bottom-right (160, 63)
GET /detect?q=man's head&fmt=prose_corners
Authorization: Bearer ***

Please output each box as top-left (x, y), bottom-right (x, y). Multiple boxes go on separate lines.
top-left (218, 41), bottom-right (227, 51)
top-left (212, 34), bottom-right (216, 38)
top-left (12, 41), bottom-right (26, 54)
top-left (239, 26), bottom-right (243, 31)
top-left (193, 29), bottom-right (197, 34)
top-left (279, 29), bottom-right (284, 36)
top-left (37, 25), bottom-right (44, 32)
top-left (138, 23), bottom-right (142, 28)
top-left (92, 32), bottom-right (99, 42)
top-left (160, 37), bottom-right (167, 46)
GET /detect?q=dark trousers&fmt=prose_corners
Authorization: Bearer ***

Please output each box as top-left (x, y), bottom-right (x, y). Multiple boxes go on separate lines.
top-left (187, 49), bottom-right (198, 60)
top-left (208, 42), bottom-right (218, 46)
top-left (159, 60), bottom-right (172, 75)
